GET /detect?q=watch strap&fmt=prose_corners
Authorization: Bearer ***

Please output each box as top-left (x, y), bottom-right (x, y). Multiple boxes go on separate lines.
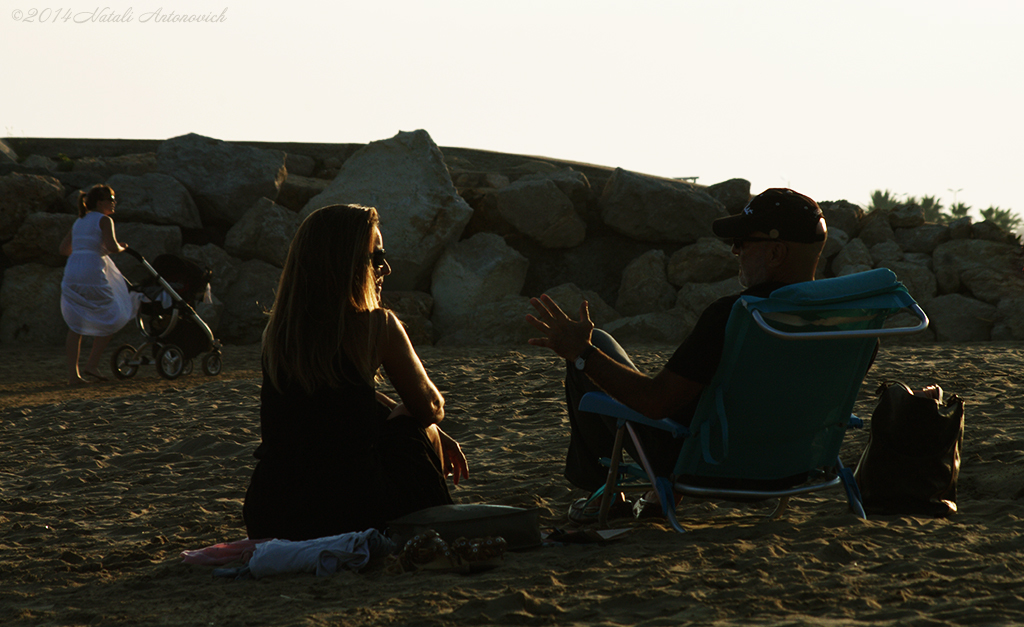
top-left (574, 344), bottom-right (596, 370)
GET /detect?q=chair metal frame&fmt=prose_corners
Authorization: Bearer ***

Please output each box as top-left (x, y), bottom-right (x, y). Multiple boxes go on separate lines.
top-left (580, 269), bottom-right (929, 532)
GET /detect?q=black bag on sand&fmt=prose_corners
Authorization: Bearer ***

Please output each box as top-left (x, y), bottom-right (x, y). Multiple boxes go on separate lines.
top-left (854, 381), bottom-right (965, 517)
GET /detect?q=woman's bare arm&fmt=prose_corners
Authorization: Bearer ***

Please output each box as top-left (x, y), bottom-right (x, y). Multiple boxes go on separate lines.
top-left (59, 228), bottom-right (73, 256)
top-left (98, 215), bottom-right (126, 254)
top-left (380, 311), bottom-right (444, 426)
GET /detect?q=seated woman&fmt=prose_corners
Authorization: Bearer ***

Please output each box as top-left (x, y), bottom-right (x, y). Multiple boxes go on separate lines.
top-left (243, 204), bottom-right (468, 541)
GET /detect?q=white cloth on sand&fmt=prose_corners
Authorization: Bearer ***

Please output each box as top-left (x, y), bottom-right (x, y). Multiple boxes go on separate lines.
top-left (60, 212), bottom-right (142, 336)
top-left (246, 529), bottom-right (378, 578)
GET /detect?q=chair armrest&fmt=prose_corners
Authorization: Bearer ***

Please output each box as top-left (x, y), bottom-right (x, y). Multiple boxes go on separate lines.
top-left (579, 392), bottom-right (690, 439)
top-left (751, 303), bottom-right (929, 341)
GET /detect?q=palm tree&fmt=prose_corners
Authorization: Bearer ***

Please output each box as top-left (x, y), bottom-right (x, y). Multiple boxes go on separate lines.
top-left (919, 195), bottom-right (944, 223)
top-left (944, 202), bottom-right (972, 223)
top-left (979, 206), bottom-right (1022, 232)
top-left (867, 189), bottom-right (901, 214)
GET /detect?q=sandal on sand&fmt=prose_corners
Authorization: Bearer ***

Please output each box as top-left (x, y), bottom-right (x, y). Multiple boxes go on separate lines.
top-left (82, 371), bottom-right (110, 382)
top-left (451, 536), bottom-right (507, 572)
top-left (568, 495), bottom-right (633, 524)
top-left (387, 530), bottom-right (507, 574)
top-left (632, 495), bottom-right (667, 519)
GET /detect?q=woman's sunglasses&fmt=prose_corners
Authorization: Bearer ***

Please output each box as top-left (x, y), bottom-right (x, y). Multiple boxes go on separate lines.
top-left (370, 249), bottom-right (387, 269)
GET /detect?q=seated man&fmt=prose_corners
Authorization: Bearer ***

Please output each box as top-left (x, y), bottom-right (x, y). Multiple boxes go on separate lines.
top-left (526, 188), bottom-right (828, 521)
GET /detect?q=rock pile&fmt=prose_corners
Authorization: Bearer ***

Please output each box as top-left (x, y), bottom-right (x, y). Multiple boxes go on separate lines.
top-left (1, 130), bottom-right (1021, 348)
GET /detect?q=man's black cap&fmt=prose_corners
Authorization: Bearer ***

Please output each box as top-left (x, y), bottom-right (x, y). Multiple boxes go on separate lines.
top-left (712, 188), bottom-right (826, 243)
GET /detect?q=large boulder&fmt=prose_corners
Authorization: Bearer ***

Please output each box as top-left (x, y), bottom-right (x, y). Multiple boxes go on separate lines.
top-left (493, 178), bottom-right (586, 248)
top-left (513, 231), bottom-right (653, 307)
top-left (667, 237), bottom-right (737, 286)
top-left (924, 293), bottom-right (997, 341)
top-left (603, 311), bottom-right (691, 347)
top-left (858, 211), bottom-right (895, 247)
top-left (819, 200), bottom-right (864, 238)
top-left (0, 172), bottom-right (67, 240)
top-left (821, 227), bottom-right (850, 262)
top-left (0, 263), bottom-right (65, 345)
top-left (836, 264), bottom-right (873, 277)
top-left (284, 153), bottom-right (316, 178)
top-left (599, 168), bottom-right (728, 243)
top-left (110, 223), bottom-right (183, 284)
top-left (435, 296), bottom-right (534, 346)
top-left (869, 241), bottom-right (904, 266)
top-left (21, 155), bottom-right (56, 170)
top-left (430, 233), bottom-right (528, 337)
top-left (877, 260), bottom-right (938, 306)
top-left (882, 310), bottom-right (936, 344)
top-left (180, 243), bottom-right (241, 300)
top-left (224, 198), bottom-right (300, 267)
top-left (616, 250), bottom-right (675, 316)
top-left (832, 239), bottom-right (873, 276)
top-left (673, 277), bottom-right (743, 325)
top-left (157, 133), bottom-right (287, 226)
top-left (3, 212), bottom-right (76, 267)
top-left (381, 291), bottom-right (434, 345)
top-left (73, 153), bottom-right (158, 178)
top-left (518, 168), bottom-right (591, 216)
top-left (993, 297), bottom-right (1024, 341)
top-left (451, 171), bottom-right (511, 191)
top-left (973, 220), bottom-right (1018, 244)
top-left (219, 258), bottom-right (280, 344)
top-left (932, 239), bottom-right (1024, 304)
top-left (889, 204), bottom-right (925, 229)
top-left (275, 174), bottom-right (329, 212)
top-left (894, 224), bottom-right (950, 254)
top-left (107, 173), bottom-right (202, 229)
top-left (704, 179), bottom-right (751, 215)
top-left (904, 252), bottom-right (933, 270)
top-left (541, 283), bottom-right (621, 328)
top-left (948, 217), bottom-right (973, 240)
top-left (300, 130), bottom-right (474, 291)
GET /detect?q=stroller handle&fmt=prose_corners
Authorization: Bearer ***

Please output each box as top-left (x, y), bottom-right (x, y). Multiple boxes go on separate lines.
top-left (123, 245), bottom-right (144, 262)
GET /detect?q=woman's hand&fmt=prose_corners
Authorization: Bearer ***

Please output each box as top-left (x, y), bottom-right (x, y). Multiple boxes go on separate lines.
top-left (436, 427), bottom-right (469, 485)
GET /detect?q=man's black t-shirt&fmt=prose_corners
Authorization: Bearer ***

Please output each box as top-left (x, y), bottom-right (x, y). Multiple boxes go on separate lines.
top-left (661, 281), bottom-right (788, 425)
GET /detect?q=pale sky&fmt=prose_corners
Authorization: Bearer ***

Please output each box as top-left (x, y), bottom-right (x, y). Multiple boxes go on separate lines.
top-left (3, 0), bottom-right (1022, 220)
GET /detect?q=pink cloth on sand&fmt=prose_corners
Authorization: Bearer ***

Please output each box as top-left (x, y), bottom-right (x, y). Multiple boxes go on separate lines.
top-left (180, 538), bottom-right (270, 566)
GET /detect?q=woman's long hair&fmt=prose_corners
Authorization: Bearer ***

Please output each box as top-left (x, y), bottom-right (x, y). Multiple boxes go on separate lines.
top-left (78, 184), bottom-right (114, 218)
top-left (262, 204), bottom-right (388, 394)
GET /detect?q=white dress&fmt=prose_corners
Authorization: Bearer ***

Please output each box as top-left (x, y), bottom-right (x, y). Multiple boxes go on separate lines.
top-left (60, 212), bottom-right (141, 336)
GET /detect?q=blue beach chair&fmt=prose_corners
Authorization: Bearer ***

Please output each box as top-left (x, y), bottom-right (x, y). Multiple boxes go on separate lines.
top-left (580, 268), bottom-right (929, 532)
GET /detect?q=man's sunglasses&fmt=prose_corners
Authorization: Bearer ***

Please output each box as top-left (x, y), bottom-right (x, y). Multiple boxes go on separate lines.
top-left (370, 249), bottom-right (387, 269)
top-left (732, 236), bottom-right (776, 248)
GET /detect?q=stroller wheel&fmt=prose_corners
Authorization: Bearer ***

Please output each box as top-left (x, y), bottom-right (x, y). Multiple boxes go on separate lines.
top-left (202, 352), bottom-right (223, 376)
top-left (111, 344), bottom-right (139, 379)
top-left (182, 359), bottom-right (194, 376)
top-left (156, 345), bottom-right (186, 380)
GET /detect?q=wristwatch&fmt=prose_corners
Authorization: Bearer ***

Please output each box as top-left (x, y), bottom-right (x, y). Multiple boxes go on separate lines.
top-left (574, 344), bottom-right (596, 371)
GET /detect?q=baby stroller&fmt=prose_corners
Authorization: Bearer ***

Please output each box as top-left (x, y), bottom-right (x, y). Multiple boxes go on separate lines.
top-left (111, 248), bottom-right (223, 380)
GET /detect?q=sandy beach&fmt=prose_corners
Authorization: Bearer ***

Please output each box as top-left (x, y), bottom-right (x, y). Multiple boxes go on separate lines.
top-left (2, 339), bottom-right (1024, 626)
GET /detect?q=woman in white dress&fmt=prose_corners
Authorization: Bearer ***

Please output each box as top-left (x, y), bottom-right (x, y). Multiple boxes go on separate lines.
top-left (59, 184), bottom-right (141, 385)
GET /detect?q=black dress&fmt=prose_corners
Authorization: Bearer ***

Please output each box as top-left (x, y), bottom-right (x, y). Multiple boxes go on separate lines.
top-left (243, 357), bottom-right (453, 541)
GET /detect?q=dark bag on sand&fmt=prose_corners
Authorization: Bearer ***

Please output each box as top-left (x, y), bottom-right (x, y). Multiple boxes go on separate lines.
top-left (854, 381), bottom-right (964, 517)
